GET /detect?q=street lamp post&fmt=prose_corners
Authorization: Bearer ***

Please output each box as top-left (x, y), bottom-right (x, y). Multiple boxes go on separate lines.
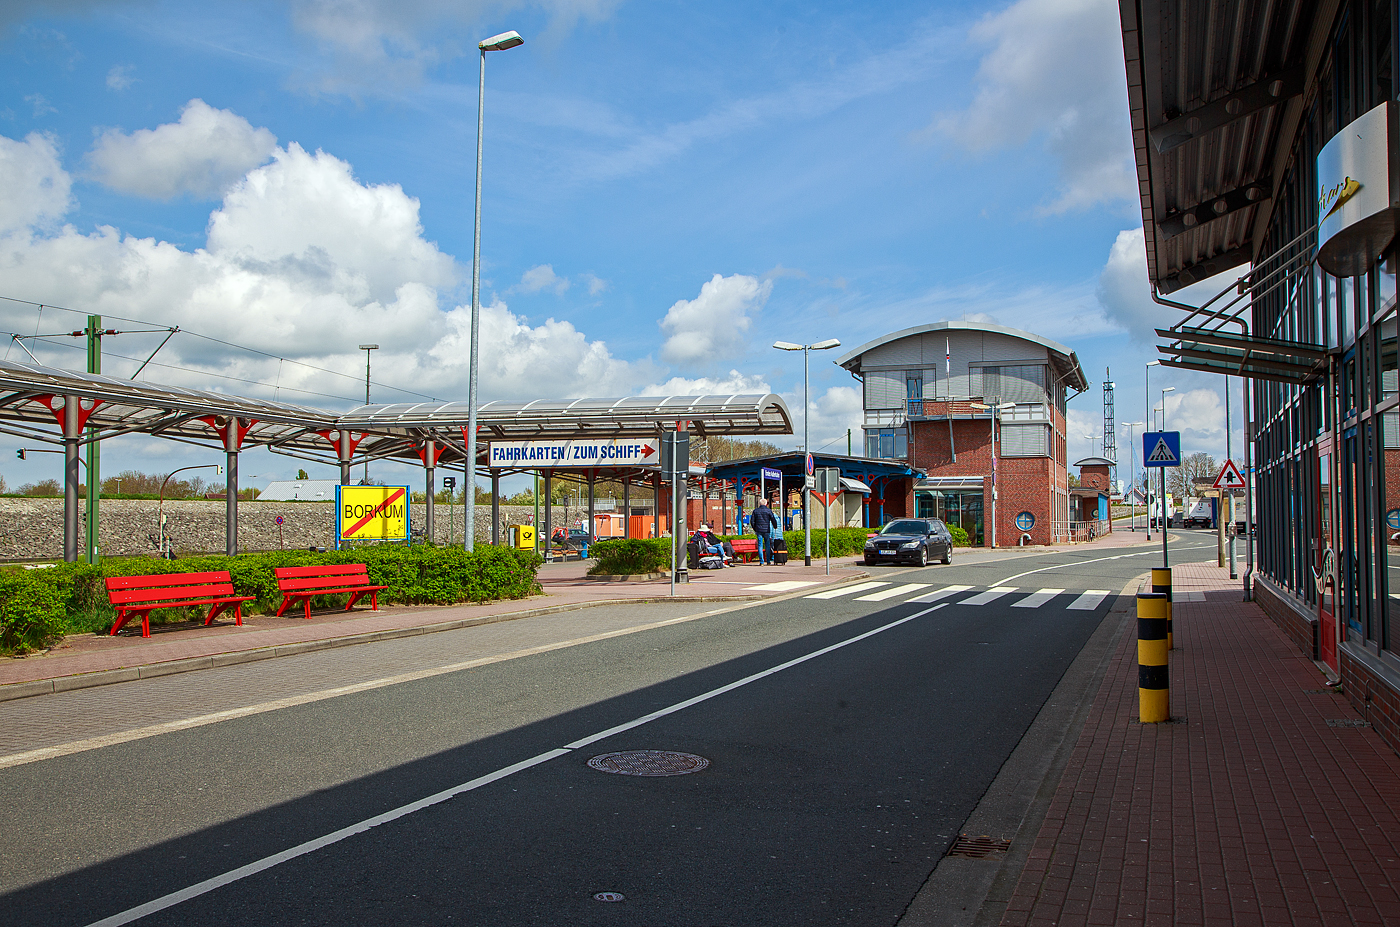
top-left (973, 401), bottom-right (1014, 546)
top-left (1159, 386), bottom-right (1175, 538)
top-left (774, 338), bottom-right (841, 566)
top-left (1124, 421), bottom-right (1144, 530)
top-left (1146, 361), bottom-right (1160, 539)
top-left (464, 29), bottom-right (525, 553)
top-left (358, 344), bottom-right (378, 484)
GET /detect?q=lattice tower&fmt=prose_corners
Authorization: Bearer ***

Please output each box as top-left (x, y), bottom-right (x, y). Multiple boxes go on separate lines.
top-left (1103, 367), bottom-right (1117, 488)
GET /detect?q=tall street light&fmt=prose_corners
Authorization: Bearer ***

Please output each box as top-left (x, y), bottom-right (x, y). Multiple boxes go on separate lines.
top-left (1159, 385), bottom-right (1175, 528)
top-left (464, 29), bottom-right (524, 553)
top-left (774, 338), bottom-right (841, 566)
top-left (1145, 360), bottom-right (1160, 539)
top-left (358, 344), bottom-right (378, 483)
top-left (1124, 421), bottom-right (1144, 530)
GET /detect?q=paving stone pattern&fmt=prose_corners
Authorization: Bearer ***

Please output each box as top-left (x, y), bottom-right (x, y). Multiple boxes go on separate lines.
top-left (1001, 561), bottom-right (1400, 927)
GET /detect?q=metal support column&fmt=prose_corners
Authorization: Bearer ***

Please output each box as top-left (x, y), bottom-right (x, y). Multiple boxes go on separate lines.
top-left (63, 395), bottom-right (80, 563)
top-left (339, 430), bottom-right (353, 486)
top-left (84, 315), bottom-right (101, 564)
top-left (653, 471), bottom-right (660, 538)
top-left (491, 471), bottom-right (501, 545)
top-left (226, 421), bottom-right (240, 557)
top-left (544, 473), bottom-right (553, 561)
top-left (623, 478), bottom-right (631, 539)
top-left (587, 469), bottom-right (596, 547)
top-left (424, 439), bottom-right (436, 545)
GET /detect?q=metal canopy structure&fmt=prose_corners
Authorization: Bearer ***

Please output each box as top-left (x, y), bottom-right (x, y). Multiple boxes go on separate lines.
top-left (704, 452), bottom-right (924, 528)
top-left (0, 356), bottom-right (793, 561)
top-left (1154, 325), bottom-right (1326, 384)
top-left (1120, 0), bottom-right (1324, 295)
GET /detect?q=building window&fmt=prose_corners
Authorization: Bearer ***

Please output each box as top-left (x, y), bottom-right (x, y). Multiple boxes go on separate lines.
top-left (906, 372), bottom-right (923, 400)
top-left (866, 429), bottom-right (908, 460)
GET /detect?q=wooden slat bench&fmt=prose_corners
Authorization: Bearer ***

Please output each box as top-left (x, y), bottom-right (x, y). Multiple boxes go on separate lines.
top-left (274, 563), bottom-right (388, 620)
top-left (105, 572), bottom-right (257, 638)
top-left (728, 538), bottom-right (760, 562)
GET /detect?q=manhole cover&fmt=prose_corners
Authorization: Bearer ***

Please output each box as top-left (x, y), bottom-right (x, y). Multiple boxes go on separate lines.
top-left (587, 751), bottom-right (710, 776)
top-left (946, 835), bottom-right (1011, 859)
top-left (1327, 718), bottom-right (1370, 728)
top-left (593, 892), bottom-right (625, 902)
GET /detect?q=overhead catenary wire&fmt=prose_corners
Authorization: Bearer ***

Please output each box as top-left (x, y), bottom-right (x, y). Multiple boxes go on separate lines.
top-left (0, 294), bottom-right (441, 401)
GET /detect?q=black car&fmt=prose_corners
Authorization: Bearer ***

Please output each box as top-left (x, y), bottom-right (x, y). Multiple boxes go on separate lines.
top-left (863, 518), bottom-right (953, 566)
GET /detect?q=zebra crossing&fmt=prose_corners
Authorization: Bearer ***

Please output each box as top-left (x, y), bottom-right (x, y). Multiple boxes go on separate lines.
top-left (806, 582), bottom-right (1112, 612)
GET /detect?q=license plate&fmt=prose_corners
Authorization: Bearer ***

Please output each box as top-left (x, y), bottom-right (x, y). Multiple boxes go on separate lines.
top-left (881, 550), bottom-right (898, 555)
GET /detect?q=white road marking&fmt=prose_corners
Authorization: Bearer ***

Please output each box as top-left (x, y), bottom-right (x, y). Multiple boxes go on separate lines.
top-left (805, 581), bottom-right (889, 599)
top-left (743, 581), bottom-right (819, 592)
top-left (908, 585), bottom-right (973, 603)
top-left (1066, 590), bottom-right (1111, 611)
top-left (856, 583), bottom-right (931, 602)
top-left (961, 586), bottom-right (1018, 606)
top-left (81, 604), bottom-right (940, 927)
top-left (1012, 588), bottom-right (1065, 608)
top-left (994, 544), bottom-right (1214, 586)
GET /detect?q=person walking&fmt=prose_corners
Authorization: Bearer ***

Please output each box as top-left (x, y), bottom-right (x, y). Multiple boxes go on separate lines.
top-left (751, 496), bottom-right (777, 566)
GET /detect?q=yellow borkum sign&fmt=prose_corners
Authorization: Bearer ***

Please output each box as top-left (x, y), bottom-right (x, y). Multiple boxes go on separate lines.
top-left (337, 485), bottom-right (410, 542)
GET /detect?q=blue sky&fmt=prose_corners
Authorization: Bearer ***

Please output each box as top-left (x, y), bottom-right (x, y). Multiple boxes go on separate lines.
top-left (0, 0), bottom-right (1243, 494)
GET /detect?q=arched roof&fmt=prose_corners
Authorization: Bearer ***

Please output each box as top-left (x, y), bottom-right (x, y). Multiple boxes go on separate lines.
top-left (835, 320), bottom-right (1088, 392)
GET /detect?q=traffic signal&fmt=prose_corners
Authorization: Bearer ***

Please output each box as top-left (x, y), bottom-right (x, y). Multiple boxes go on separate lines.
top-left (15, 449), bottom-right (24, 460)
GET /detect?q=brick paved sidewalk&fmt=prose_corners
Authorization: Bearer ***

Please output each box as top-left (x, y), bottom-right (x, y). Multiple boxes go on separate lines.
top-left (1001, 560), bottom-right (1400, 927)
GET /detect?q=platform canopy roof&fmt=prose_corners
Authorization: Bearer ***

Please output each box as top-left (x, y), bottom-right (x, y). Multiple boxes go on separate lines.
top-left (1120, 0), bottom-right (1320, 294)
top-left (0, 358), bottom-right (793, 473)
top-left (704, 451), bottom-right (924, 490)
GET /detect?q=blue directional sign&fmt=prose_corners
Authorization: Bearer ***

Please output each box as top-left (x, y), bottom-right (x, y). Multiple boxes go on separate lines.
top-left (1143, 431), bottom-right (1181, 468)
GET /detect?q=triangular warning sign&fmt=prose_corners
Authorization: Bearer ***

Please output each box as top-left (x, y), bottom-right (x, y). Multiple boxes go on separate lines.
top-left (1147, 438), bottom-right (1177, 464)
top-left (1212, 459), bottom-right (1247, 490)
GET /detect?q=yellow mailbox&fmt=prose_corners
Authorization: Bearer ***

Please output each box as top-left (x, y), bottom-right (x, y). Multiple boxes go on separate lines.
top-left (510, 524), bottom-right (536, 551)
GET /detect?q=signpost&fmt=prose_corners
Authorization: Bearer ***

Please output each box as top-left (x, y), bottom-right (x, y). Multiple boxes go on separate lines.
top-left (1143, 431), bottom-right (1180, 568)
top-left (488, 438), bottom-right (659, 469)
top-left (1212, 459), bottom-right (1247, 576)
top-left (336, 485), bottom-right (410, 547)
top-left (661, 432), bottom-right (691, 594)
top-left (442, 476), bottom-right (457, 545)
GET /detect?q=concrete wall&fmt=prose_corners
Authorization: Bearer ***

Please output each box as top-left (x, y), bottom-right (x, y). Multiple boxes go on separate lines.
top-left (0, 498), bottom-right (610, 560)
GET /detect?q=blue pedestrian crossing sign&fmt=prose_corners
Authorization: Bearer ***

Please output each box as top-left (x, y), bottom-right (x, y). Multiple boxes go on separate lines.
top-left (1143, 431), bottom-right (1181, 468)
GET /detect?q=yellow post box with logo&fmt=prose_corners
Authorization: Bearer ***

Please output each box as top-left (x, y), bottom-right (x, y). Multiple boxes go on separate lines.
top-left (510, 524), bottom-right (536, 551)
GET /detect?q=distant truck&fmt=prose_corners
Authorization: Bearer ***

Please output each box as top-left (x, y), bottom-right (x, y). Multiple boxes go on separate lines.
top-left (1148, 495), bottom-right (1175, 528)
top-left (1184, 498), bottom-right (1216, 528)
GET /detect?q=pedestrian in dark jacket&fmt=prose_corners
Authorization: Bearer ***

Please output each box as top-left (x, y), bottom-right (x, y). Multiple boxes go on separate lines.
top-left (751, 499), bottom-right (777, 565)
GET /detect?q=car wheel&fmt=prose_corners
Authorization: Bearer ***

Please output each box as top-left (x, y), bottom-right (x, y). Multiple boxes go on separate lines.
top-left (863, 556), bottom-right (876, 566)
top-left (941, 546), bottom-right (951, 565)
top-left (917, 546), bottom-right (927, 567)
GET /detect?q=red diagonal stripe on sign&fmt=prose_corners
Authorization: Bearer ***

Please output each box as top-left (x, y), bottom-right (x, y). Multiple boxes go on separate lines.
top-left (345, 488), bottom-right (406, 537)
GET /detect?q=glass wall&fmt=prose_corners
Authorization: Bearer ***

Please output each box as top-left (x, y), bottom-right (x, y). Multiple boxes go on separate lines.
top-left (915, 489), bottom-right (983, 545)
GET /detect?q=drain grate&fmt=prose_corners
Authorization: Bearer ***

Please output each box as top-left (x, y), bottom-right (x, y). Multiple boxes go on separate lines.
top-left (1326, 718), bottom-right (1370, 728)
top-left (946, 834), bottom-right (1012, 859)
top-left (587, 750), bottom-right (710, 776)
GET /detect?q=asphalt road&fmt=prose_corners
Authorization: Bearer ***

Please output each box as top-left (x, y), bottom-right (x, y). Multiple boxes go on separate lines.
top-left (0, 534), bottom-right (1221, 927)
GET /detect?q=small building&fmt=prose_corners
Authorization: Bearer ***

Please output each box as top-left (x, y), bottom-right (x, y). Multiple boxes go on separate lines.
top-left (1070, 456), bottom-right (1114, 540)
top-left (703, 452), bottom-right (922, 531)
top-left (835, 321), bottom-right (1089, 546)
top-left (257, 480), bottom-right (338, 501)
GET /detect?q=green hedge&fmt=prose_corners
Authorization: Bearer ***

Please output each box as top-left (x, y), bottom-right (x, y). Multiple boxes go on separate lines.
top-left (588, 538), bottom-right (671, 575)
top-left (0, 544), bottom-right (543, 655)
top-left (949, 525), bottom-right (971, 547)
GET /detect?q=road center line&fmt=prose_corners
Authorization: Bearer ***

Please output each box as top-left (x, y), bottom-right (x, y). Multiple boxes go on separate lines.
top-left (83, 606), bottom-right (937, 927)
top-left (996, 544), bottom-right (1211, 586)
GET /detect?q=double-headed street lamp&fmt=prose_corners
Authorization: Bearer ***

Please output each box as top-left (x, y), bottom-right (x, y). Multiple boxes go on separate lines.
top-left (773, 338), bottom-right (840, 566)
top-left (464, 29), bottom-right (525, 553)
top-left (1145, 360), bottom-right (1160, 539)
top-left (1123, 421), bottom-right (1144, 530)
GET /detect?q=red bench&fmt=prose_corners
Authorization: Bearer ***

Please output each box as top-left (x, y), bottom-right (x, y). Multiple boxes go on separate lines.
top-left (729, 538), bottom-right (760, 562)
top-left (105, 572), bottom-right (256, 638)
top-left (274, 563), bottom-right (388, 619)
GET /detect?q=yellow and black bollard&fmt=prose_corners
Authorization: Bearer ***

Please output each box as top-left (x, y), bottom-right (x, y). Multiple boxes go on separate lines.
top-left (1151, 567), bottom-right (1173, 650)
top-left (1138, 591), bottom-right (1169, 723)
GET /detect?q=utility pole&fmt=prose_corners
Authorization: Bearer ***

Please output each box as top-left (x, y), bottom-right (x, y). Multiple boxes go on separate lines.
top-left (85, 315), bottom-right (101, 564)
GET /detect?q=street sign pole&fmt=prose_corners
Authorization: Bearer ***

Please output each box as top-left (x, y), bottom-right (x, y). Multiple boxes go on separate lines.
top-left (1144, 431), bottom-right (1181, 570)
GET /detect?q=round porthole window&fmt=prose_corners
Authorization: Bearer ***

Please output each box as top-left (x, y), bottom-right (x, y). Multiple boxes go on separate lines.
top-left (1015, 511), bottom-right (1035, 531)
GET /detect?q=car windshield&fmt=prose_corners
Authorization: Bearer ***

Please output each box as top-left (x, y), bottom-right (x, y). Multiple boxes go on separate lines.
top-left (881, 520), bottom-right (929, 536)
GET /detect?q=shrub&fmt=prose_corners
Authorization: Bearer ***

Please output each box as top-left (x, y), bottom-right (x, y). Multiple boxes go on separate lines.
top-left (949, 525), bottom-right (971, 547)
top-left (0, 569), bottom-right (68, 653)
top-left (588, 538), bottom-right (670, 575)
top-left (0, 544), bottom-right (544, 652)
top-left (774, 527), bottom-right (872, 558)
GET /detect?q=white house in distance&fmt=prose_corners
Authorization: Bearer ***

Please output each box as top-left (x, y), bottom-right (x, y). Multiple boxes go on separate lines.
top-left (257, 480), bottom-right (338, 501)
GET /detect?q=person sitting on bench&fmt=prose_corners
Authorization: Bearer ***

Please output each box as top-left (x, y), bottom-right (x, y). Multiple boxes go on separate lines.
top-left (691, 524), bottom-right (727, 561)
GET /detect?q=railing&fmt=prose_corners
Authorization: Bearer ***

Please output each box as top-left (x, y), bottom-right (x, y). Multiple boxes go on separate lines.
top-left (1052, 519), bottom-right (1110, 543)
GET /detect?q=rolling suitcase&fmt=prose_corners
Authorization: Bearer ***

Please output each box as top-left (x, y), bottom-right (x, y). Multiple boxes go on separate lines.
top-left (771, 536), bottom-right (789, 565)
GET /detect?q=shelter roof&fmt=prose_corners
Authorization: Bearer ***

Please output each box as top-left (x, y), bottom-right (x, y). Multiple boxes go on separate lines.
top-left (1074, 456), bottom-right (1117, 468)
top-left (704, 451), bottom-right (923, 486)
top-left (1120, 0), bottom-right (1322, 293)
top-left (336, 394), bottom-right (793, 439)
top-left (834, 321), bottom-right (1089, 392)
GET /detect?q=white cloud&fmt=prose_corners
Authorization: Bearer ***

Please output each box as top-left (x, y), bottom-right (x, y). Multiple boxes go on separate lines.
top-left (287, 0), bottom-right (623, 94)
top-left (0, 129), bottom-right (649, 406)
top-left (0, 131), bottom-right (71, 235)
top-left (933, 0), bottom-right (1134, 214)
top-left (639, 370), bottom-right (770, 396)
top-left (105, 65), bottom-right (135, 91)
top-left (87, 99), bottom-right (278, 200)
top-left (1163, 388), bottom-right (1224, 445)
top-left (800, 385), bottom-right (863, 453)
top-left (582, 272), bottom-right (607, 296)
top-left (517, 263), bottom-right (569, 295)
top-left (659, 273), bottom-right (772, 368)
top-left (25, 94), bottom-right (56, 117)
top-left (1096, 227), bottom-right (1241, 340)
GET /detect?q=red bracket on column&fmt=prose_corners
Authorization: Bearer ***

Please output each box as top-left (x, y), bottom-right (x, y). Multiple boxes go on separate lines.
top-left (460, 426), bottom-right (486, 459)
top-left (416, 443), bottom-right (447, 467)
top-left (201, 416), bottom-right (257, 449)
top-left (316, 430), bottom-right (365, 458)
top-left (34, 395), bottom-right (104, 431)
